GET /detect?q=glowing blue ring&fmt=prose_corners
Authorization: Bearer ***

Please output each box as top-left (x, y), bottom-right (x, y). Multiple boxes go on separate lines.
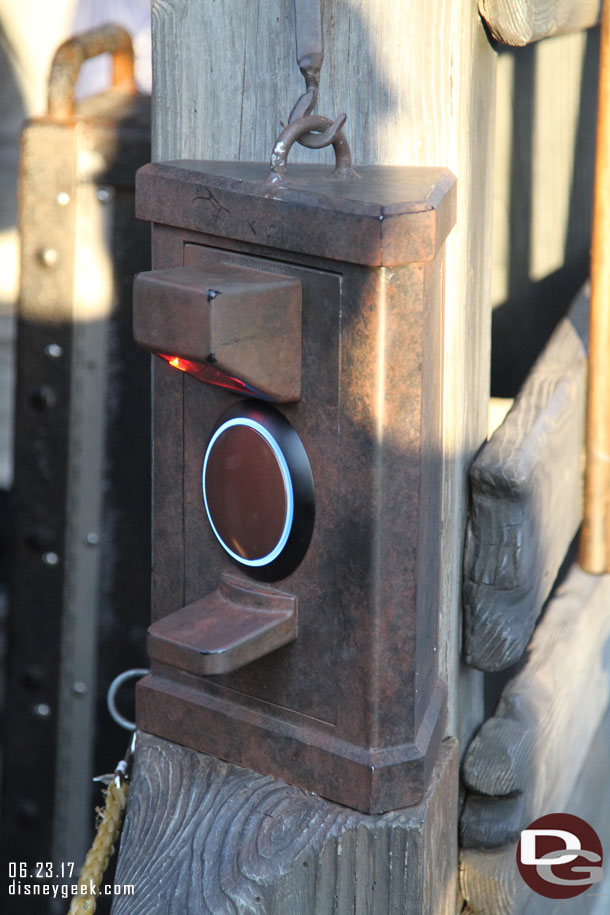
top-left (202, 417), bottom-right (294, 567)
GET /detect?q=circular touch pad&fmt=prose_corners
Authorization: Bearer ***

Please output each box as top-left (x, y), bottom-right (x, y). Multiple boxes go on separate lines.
top-left (203, 401), bottom-right (315, 581)
top-left (204, 422), bottom-right (291, 564)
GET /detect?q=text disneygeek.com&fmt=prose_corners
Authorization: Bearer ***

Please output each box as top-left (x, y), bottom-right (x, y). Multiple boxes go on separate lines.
top-left (8, 863), bottom-right (134, 900)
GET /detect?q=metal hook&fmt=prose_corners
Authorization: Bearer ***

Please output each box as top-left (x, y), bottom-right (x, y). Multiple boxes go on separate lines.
top-left (269, 0), bottom-right (358, 182)
top-left (289, 85), bottom-right (317, 124)
top-left (296, 112), bottom-right (347, 149)
top-left (93, 731), bottom-right (137, 788)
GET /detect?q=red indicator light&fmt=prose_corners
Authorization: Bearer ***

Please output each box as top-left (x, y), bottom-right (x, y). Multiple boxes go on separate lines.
top-left (159, 353), bottom-right (264, 398)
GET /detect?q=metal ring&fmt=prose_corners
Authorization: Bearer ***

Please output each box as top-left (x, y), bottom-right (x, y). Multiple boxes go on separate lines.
top-left (107, 668), bottom-right (148, 731)
top-left (268, 114), bottom-right (354, 184)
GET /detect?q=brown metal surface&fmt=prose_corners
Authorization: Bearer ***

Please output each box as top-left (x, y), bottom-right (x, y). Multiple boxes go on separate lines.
top-left (136, 160), bottom-right (456, 267)
top-left (48, 24), bottom-right (136, 120)
top-left (133, 262), bottom-right (302, 401)
top-left (136, 160), bottom-right (455, 813)
top-left (148, 574), bottom-right (297, 675)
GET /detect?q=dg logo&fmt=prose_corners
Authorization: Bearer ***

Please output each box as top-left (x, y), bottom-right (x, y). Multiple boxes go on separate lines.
top-left (517, 813), bottom-right (604, 900)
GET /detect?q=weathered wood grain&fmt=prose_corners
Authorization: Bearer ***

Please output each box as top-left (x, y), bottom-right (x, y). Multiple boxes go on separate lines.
top-left (460, 700), bottom-right (610, 914)
top-left (479, 0), bottom-right (600, 46)
top-left (463, 285), bottom-right (589, 671)
top-left (111, 733), bottom-right (458, 914)
top-left (460, 562), bottom-right (610, 850)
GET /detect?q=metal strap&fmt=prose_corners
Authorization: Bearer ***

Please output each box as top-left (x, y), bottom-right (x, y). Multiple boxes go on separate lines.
top-left (289, 0), bottom-right (324, 122)
top-left (295, 0), bottom-right (324, 81)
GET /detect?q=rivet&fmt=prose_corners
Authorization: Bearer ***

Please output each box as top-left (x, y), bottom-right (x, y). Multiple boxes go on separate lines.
top-left (96, 188), bottom-right (111, 203)
top-left (56, 192), bottom-right (70, 206)
top-left (33, 703), bottom-right (51, 718)
top-left (38, 247), bottom-right (59, 268)
top-left (44, 343), bottom-right (64, 359)
top-left (73, 681), bottom-right (87, 695)
top-left (85, 532), bottom-right (99, 545)
top-left (42, 551), bottom-right (59, 566)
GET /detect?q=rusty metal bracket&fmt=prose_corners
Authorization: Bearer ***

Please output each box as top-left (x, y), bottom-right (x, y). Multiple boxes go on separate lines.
top-left (48, 23), bottom-right (136, 120)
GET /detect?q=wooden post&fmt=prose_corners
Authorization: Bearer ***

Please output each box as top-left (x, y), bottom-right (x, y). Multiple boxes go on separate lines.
top-left (580, 0), bottom-right (610, 573)
top-left (464, 287), bottom-right (589, 670)
top-left (113, 734), bottom-right (459, 915)
top-left (478, 0), bottom-right (600, 46)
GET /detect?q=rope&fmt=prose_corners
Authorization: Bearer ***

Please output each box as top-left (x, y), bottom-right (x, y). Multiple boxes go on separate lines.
top-left (67, 780), bottom-right (129, 914)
